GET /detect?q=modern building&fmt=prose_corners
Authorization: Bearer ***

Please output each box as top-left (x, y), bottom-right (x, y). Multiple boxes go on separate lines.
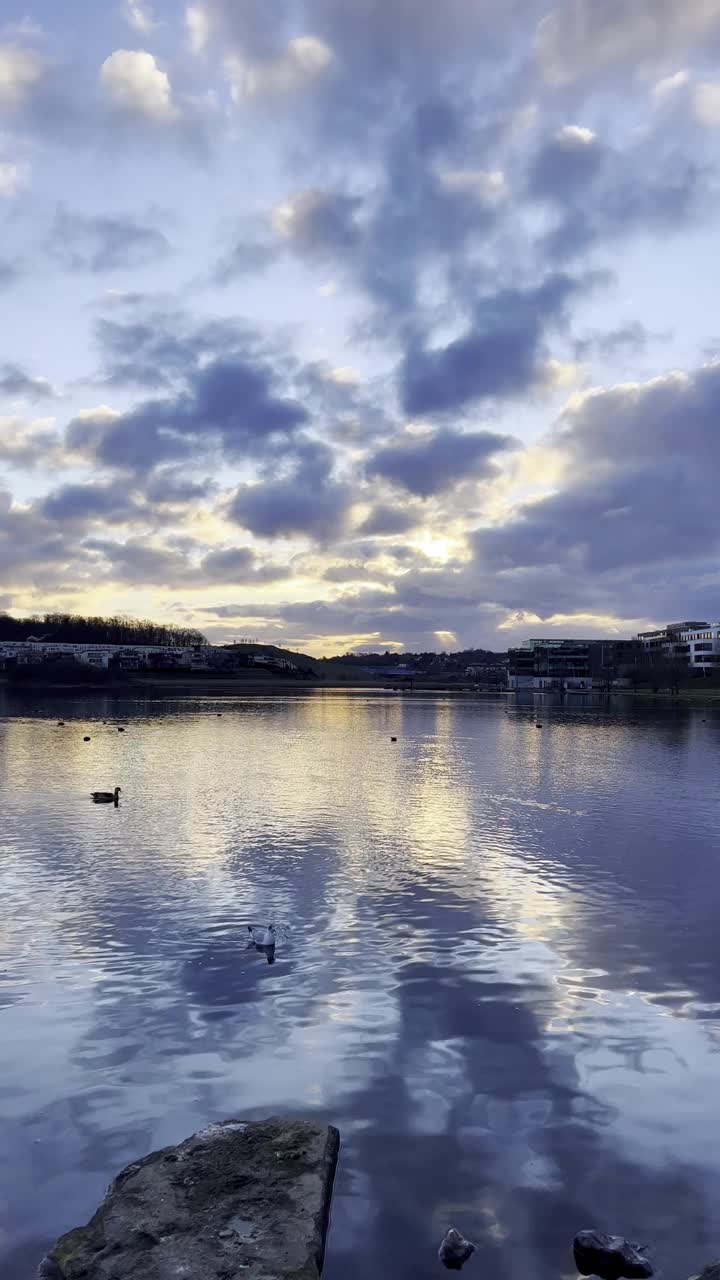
top-left (636, 621), bottom-right (720, 671)
top-left (508, 638), bottom-right (641, 691)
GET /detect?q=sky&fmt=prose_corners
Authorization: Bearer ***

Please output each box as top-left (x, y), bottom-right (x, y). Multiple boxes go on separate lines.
top-left (1, 0), bottom-right (719, 655)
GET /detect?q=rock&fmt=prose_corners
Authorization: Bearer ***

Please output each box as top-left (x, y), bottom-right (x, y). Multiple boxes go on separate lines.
top-left (573, 1231), bottom-right (654, 1280)
top-left (689, 1265), bottom-right (720, 1280)
top-left (439, 1228), bottom-right (476, 1270)
top-left (39, 1118), bottom-right (340, 1280)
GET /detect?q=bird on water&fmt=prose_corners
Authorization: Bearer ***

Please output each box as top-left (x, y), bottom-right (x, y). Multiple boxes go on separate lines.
top-left (248, 924), bottom-right (276, 948)
top-left (91, 786), bottom-right (122, 803)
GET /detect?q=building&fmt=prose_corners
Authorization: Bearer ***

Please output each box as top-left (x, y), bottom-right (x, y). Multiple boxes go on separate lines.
top-left (508, 638), bottom-right (641, 691)
top-left (637, 621), bottom-right (720, 672)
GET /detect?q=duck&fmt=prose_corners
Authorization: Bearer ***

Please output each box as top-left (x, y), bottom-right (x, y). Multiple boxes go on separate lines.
top-left (91, 786), bottom-right (122, 803)
top-left (535, 722), bottom-right (543, 728)
top-left (248, 924), bottom-right (276, 948)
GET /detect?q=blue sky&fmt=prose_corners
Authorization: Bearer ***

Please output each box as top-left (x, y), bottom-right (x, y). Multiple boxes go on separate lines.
top-left (1, 0), bottom-right (719, 654)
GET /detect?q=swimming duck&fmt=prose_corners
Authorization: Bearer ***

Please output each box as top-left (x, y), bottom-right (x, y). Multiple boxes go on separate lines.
top-left (248, 924), bottom-right (276, 947)
top-left (91, 786), bottom-right (122, 803)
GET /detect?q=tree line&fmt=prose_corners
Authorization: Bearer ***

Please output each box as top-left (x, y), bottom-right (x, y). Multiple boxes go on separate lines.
top-left (0, 612), bottom-right (208, 648)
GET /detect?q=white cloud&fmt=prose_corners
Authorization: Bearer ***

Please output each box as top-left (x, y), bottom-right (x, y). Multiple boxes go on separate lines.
top-left (536, 0), bottom-right (720, 84)
top-left (185, 4), bottom-right (210, 54)
top-left (652, 69), bottom-right (690, 99)
top-left (225, 35), bottom-right (333, 101)
top-left (436, 169), bottom-right (508, 205)
top-left (121, 1), bottom-right (158, 34)
top-left (321, 366), bottom-right (360, 386)
top-left (556, 124), bottom-right (596, 145)
top-left (0, 42), bottom-right (44, 109)
top-left (0, 158), bottom-right (28, 196)
top-left (693, 81), bottom-right (720, 126)
top-left (100, 49), bottom-right (177, 122)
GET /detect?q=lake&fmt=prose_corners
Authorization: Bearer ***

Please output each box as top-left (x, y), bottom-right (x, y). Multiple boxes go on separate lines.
top-left (1, 690), bottom-right (720, 1280)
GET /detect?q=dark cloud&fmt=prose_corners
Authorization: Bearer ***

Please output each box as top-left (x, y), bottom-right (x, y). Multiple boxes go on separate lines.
top-left (0, 258), bottom-right (21, 287)
top-left (69, 342), bottom-right (308, 472)
top-left (40, 480), bottom-right (142, 523)
top-left (534, 142), bottom-right (711, 261)
top-left (93, 306), bottom-right (257, 389)
top-left (46, 206), bottom-right (171, 273)
top-left (356, 503), bottom-right (422, 536)
top-left (474, 361), bottom-right (720, 595)
top-left (200, 546), bottom-right (293, 583)
top-left (0, 363), bottom-right (56, 399)
top-left (228, 441), bottom-right (351, 541)
top-left (573, 322), bottom-right (657, 362)
top-left (367, 428), bottom-right (516, 497)
top-left (528, 128), bottom-right (607, 200)
top-left (0, 487), bottom-right (87, 581)
top-left (401, 275), bottom-right (582, 416)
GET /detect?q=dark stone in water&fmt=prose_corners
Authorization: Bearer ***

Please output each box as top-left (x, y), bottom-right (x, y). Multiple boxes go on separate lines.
top-left (439, 1228), bottom-right (476, 1270)
top-left (573, 1231), bottom-right (653, 1280)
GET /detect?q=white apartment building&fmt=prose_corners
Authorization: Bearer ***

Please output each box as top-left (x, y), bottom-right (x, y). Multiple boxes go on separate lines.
top-left (637, 621), bottom-right (720, 671)
top-left (679, 623), bottom-right (720, 672)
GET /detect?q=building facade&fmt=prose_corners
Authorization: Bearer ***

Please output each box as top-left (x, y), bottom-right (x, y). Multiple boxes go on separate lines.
top-left (508, 638), bottom-right (641, 690)
top-left (637, 621), bottom-right (720, 671)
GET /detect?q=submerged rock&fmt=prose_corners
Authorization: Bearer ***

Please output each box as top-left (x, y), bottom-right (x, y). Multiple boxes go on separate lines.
top-left (689, 1265), bottom-right (720, 1280)
top-left (40, 1117), bottom-right (340, 1280)
top-left (439, 1228), bottom-right (476, 1270)
top-left (573, 1230), bottom-right (653, 1280)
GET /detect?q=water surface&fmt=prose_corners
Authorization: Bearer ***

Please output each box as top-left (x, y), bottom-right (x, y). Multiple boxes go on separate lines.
top-left (1, 691), bottom-right (720, 1278)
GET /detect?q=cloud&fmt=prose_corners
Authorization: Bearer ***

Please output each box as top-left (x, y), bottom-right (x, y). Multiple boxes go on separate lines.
top-left (531, 135), bottom-right (710, 261)
top-left (0, 158), bottom-right (28, 197)
top-left (472, 361), bottom-right (720, 618)
top-left (199, 546), bottom-right (293, 583)
top-left (186, 5), bottom-right (211, 54)
top-left (121, 1), bottom-right (158, 34)
top-left (528, 126), bottom-right (604, 200)
top-left (100, 49), bottom-right (177, 122)
top-left (225, 35), bottom-right (333, 101)
top-left (40, 479), bottom-right (142, 523)
top-left (271, 189), bottom-right (362, 253)
top-left (47, 207), bottom-right (171, 273)
top-left (401, 275), bottom-right (581, 416)
top-left (356, 504), bottom-right (422, 536)
top-left (0, 363), bottom-right (57, 398)
top-left (694, 81), bottom-right (720, 127)
top-left (71, 336), bottom-right (308, 471)
top-left (536, 0), bottom-right (720, 85)
top-left (367, 427), bottom-right (516, 497)
top-left (228, 442), bottom-right (351, 541)
top-left (0, 42), bottom-right (44, 109)
top-left (0, 417), bottom-right (63, 468)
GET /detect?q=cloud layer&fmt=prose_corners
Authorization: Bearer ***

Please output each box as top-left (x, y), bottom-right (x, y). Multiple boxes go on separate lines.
top-left (0, 1), bottom-right (718, 651)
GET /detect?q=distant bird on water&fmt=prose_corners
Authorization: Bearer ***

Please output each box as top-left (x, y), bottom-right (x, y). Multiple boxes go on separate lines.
top-left (83, 736), bottom-right (91, 742)
top-left (535, 722), bottom-right (543, 728)
top-left (248, 924), bottom-right (276, 948)
top-left (391, 736), bottom-right (397, 742)
top-left (91, 786), bottom-right (121, 804)
top-left (117, 726), bottom-right (125, 732)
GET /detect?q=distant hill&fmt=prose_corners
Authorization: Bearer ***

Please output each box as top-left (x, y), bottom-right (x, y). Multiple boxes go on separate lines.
top-left (0, 611), bottom-right (206, 648)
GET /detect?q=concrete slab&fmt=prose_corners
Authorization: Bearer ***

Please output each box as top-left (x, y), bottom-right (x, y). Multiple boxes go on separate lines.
top-left (40, 1118), bottom-right (340, 1280)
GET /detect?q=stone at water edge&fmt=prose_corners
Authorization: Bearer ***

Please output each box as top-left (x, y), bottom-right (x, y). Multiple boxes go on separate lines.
top-left (39, 1117), bottom-right (340, 1280)
top-left (573, 1230), bottom-right (654, 1280)
top-left (439, 1227), bottom-right (476, 1270)
top-left (689, 1264), bottom-right (720, 1280)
